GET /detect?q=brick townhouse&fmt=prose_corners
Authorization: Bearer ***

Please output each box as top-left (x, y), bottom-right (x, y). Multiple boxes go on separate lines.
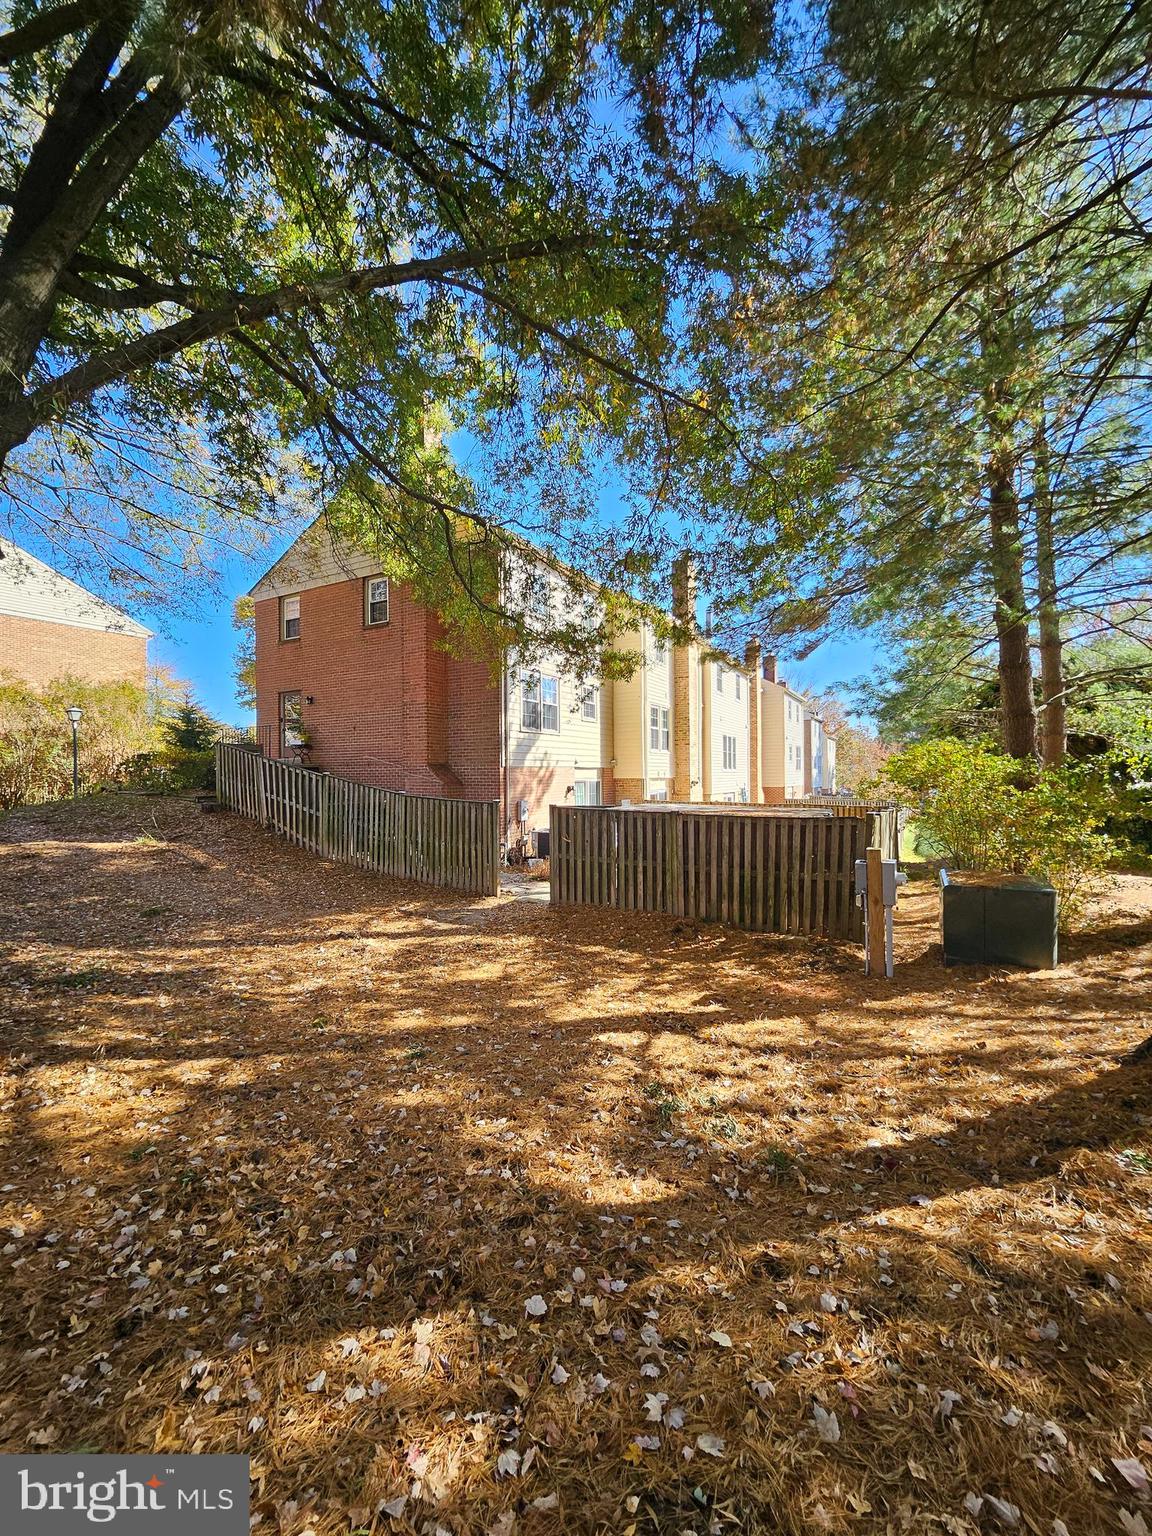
top-left (0, 538), bottom-right (150, 688)
top-left (249, 523), bottom-right (836, 843)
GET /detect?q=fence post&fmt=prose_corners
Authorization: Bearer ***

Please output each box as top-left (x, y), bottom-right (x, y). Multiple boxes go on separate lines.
top-left (255, 753), bottom-right (268, 826)
top-left (865, 841), bottom-right (887, 978)
top-left (319, 772), bottom-right (332, 857)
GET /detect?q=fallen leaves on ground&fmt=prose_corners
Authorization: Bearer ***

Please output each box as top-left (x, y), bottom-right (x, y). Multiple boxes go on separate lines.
top-left (0, 793), bottom-right (1150, 1535)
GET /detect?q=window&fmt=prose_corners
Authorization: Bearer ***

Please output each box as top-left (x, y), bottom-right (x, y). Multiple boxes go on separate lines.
top-left (581, 690), bottom-right (598, 721)
top-left (530, 574), bottom-right (553, 626)
top-left (648, 705), bottom-right (669, 752)
top-left (280, 594), bottom-right (300, 640)
top-left (735, 674), bottom-right (741, 700)
top-left (573, 778), bottom-right (601, 806)
top-left (279, 690), bottom-right (303, 750)
top-left (648, 788), bottom-right (668, 802)
top-left (716, 666), bottom-right (724, 693)
top-left (521, 673), bottom-right (559, 732)
top-left (364, 576), bottom-right (389, 626)
top-left (722, 734), bottom-right (737, 771)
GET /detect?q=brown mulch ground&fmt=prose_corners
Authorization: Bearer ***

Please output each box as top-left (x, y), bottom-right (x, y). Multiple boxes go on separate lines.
top-left (1, 793), bottom-right (1151, 1536)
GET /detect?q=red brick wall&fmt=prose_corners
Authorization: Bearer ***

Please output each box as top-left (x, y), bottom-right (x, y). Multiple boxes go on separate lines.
top-left (254, 577), bottom-right (501, 801)
top-left (0, 614), bottom-right (148, 688)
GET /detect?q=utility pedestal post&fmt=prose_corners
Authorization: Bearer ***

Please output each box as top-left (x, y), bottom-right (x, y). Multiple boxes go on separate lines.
top-left (856, 847), bottom-right (907, 979)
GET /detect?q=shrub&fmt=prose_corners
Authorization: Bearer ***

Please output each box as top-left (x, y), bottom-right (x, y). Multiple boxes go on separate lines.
top-left (871, 738), bottom-right (1118, 926)
top-left (0, 675), bottom-right (217, 808)
top-left (0, 675), bottom-right (161, 809)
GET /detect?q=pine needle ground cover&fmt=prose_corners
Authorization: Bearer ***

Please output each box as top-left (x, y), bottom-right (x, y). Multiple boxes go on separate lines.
top-left (1, 796), bottom-right (1150, 1535)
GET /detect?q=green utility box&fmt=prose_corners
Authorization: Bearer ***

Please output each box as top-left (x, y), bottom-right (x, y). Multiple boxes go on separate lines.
top-left (940, 870), bottom-right (1058, 970)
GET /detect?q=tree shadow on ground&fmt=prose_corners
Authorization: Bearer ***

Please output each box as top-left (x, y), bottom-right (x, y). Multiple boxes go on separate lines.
top-left (1, 797), bottom-right (1151, 1536)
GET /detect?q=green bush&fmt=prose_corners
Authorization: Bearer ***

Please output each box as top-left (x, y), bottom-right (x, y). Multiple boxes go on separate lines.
top-left (871, 738), bottom-right (1119, 926)
top-left (113, 747), bottom-right (215, 793)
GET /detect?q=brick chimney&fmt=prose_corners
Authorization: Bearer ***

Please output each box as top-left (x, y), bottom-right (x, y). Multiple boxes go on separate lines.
top-left (763, 652), bottom-right (778, 684)
top-left (744, 637), bottom-right (763, 803)
top-left (670, 553), bottom-right (699, 803)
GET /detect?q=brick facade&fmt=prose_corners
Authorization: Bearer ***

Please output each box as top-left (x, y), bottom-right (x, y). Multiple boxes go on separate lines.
top-left (0, 613), bottom-right (148, 689)
top-left (254, 577), bottom-right (501, 802)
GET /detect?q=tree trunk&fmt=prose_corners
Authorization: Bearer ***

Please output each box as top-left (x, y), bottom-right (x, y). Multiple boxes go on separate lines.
top-left (981, 291), bottom-right (1038, 762)
top-left (1034, 414), bottom-right (1066, 765)
top-left (985, 389), bottom-right (1038, 760)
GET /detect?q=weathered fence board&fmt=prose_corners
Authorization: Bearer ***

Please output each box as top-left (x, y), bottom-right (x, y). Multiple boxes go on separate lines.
top-left (794, 798), bottom-right (901, 860)
top-left (215, 745), bottom-right (499, 896)
top-left (549, 805), bottom-right (872, 938)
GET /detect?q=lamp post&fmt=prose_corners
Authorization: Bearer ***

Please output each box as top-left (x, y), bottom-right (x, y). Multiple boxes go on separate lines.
top-left (65, 705), bottom-right (82, 799)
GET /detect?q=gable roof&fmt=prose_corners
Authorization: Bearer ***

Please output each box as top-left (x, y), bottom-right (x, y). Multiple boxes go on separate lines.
top-left (0, 540), bottom-right (152, 638)
top-left (247, 518), bottom-right (380, 600)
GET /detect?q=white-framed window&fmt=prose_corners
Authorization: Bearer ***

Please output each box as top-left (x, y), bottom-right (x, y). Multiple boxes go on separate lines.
top-left (364, 576), bottom-right (389, 626)
top-left (279, 690), bottom-right (303, 749)
top-left (722, 734), bottom-right (737, 771)
top-left (573, 778), bottom-right (601, 806)
top-left (581, 690), bottom-right (598, 721)
top-left (735, 674), bottom-right (741, 700)
top-left (648, 788), bottom-right (668, 802)
top-left (716, 666), bottom-right (724, 693)
top-left (521, 673), bottom-right (559, 732)
top-left (280, 594), bottom-right (301, 640)
top-left (649, 706), bottom-right (669, 751)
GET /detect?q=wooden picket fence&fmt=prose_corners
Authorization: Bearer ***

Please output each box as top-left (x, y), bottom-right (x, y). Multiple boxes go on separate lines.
top-left (549, 806), bottom-right (890, 938)
top-left (793, 798), bottom-right (900, 859)
top-left (215, 744), bottom-right (499, 896)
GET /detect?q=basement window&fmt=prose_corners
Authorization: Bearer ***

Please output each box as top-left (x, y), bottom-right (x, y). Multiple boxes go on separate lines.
top-left (280, 594), bottom-right (300, 640)
top-left (364, 576), bottom-right (390, 626)
top-left (573, 778), bottom-right (602, 806)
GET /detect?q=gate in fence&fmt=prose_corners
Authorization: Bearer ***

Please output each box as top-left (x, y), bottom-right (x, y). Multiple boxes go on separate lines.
top-left (549, 806), bottom-right (894, 938)
top-left (215, 744), bottom-right (500, 896)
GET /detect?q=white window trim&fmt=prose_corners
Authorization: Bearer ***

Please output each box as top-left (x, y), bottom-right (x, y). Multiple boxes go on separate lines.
top-left (279, 689), bottom-right (303, 749)
top-left (573, 778), bottom-right (602, 806)
top-left (521, 673), bottom-right (560, 733)
top-left (280, 594), bottom-right (300, 641)
top-left (364, 575), bottom-right (390, 627)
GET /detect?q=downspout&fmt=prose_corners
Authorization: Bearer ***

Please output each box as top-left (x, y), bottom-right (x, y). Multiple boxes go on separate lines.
top-left (501, 659), bottom-right (509, 850)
